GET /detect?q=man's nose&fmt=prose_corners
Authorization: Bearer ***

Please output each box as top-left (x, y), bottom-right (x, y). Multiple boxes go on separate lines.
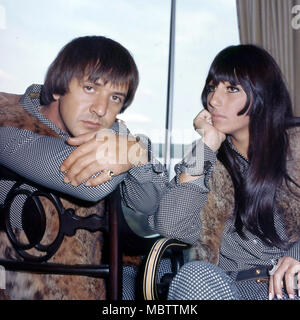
top-left (89, 97), bottom-right (108, 117)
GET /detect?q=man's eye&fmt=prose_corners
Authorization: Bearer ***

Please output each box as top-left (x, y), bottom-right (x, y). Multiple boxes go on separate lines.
top-left (111, 95), bottom-right (122, 103)
top-left (84, 86), bottom-right (95, 92)
top-left (227, 86), bottom-right (239, 93)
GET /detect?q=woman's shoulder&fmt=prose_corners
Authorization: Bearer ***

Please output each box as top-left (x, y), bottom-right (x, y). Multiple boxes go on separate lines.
top-left (287, 125), bottom-right (300, 135)
top-left (287, 125), bottom-right (300, 145)
top-left (287, 126), bottom-right (300, 162)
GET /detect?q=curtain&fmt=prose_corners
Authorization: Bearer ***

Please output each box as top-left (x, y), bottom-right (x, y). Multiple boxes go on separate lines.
top-left (236, 0), bottom-right (300, 116)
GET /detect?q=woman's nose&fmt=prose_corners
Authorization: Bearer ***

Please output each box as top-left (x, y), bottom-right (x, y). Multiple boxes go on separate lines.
top-left (209, 88), bottom-right (222, 109)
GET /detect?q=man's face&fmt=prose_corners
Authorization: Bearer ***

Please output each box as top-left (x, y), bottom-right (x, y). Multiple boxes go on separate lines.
top-left (54, 77), bottom-right (128, 136)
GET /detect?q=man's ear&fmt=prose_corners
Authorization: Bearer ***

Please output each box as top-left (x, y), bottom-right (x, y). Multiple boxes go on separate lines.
top-left (52, 93), bottom-right (60, 100)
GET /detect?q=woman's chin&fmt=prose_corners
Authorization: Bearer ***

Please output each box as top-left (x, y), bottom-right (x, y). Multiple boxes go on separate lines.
top-left (213, 124), bottom-right (228, 135)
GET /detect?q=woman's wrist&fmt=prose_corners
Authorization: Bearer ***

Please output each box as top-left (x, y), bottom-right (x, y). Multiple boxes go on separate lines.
top-left (179, 172), bottom-right (204, 184)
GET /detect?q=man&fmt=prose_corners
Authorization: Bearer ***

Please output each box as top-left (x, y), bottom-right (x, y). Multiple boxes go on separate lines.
top-left (0, 36), bottom-right (168, 299)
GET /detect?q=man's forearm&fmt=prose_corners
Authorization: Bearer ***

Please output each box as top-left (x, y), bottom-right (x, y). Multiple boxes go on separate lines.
top-left (0, 126), bottom-right (126, 202)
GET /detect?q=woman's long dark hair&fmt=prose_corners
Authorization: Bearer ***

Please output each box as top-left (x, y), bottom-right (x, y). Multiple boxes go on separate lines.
top-left (201, 44), bottom-right (300, 249)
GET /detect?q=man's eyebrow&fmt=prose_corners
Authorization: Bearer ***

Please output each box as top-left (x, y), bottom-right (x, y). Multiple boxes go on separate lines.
top-left (85, 80), bottom-right (127, 97)
top-left (112, 91), bottom-right (127, 97)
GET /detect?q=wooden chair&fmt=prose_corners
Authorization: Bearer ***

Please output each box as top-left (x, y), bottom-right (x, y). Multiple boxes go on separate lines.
top-left (0, 165), bottom-right (157, 300)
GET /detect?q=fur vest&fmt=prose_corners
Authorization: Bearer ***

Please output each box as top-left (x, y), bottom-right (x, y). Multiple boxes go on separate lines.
top-left (0, 96), bottom-right (140, 300)
top-left (191, 127), bottom-right (300, 265)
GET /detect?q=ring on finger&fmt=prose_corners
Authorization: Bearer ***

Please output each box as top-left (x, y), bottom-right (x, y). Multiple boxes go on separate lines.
top-left (103, 169), bottom-right (114, 180)
top-left (269, 264), bottom-right (278, 276)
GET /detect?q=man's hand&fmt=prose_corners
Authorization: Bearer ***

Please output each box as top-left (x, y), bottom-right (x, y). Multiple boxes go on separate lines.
top-left (193, 109), bottom-right (225, 152)
top-left (268, 256), bottom-right (300, 300)
top-left (60, 130), bottom-right (148, 187)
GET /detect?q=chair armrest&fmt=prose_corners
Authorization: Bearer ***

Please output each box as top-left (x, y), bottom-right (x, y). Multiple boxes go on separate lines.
top-left (142, 238), bottom-right (189, 300)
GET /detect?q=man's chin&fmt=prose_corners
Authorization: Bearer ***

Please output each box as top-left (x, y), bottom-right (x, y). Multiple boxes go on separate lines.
top-left (72, 127), bottom-right (110, 137)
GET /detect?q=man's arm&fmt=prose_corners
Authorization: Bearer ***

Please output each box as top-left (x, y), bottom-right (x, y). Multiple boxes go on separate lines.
top-left (0, 125), bottom-right (126, 202)
top-left (0, 93), bottom-right (169, 212)
top-left (0, 99), bottom-right (125, 202)
top-left (60, 131), bottom-right (169, 215)
top-left (120, 162), bottom-right (168, 216)
top-left (0, 98), bottom-right (168, 209)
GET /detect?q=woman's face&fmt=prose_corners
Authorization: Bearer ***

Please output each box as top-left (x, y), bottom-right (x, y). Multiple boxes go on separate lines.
top-left (206, 81), bottom-right (250, 138)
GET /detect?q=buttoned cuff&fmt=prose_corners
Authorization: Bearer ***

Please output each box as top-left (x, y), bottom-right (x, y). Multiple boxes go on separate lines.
top-left (127, 133), bottom-right (167, 183)
top-left (286, 238), bottom-right (300, 262)
top-left (176, 139), bottom-right (217, 176)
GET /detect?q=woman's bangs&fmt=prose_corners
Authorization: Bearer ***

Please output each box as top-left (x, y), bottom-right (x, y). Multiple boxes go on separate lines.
top-left (205, 62), bottom-right (252, 116)
top-left (208, 62), bottom-right (240, 86)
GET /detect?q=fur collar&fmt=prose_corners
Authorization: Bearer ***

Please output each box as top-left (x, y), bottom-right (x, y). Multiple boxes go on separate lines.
top-left (191, 127), bottom-right (300, 264)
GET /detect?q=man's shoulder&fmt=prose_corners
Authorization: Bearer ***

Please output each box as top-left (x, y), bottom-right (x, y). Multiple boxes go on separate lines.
top-left (0, 85), bottom-right (59, 137)
top-left (0, 84), bottom-right (42, 109)
top-left (0, 92), bottom-right (22, 107)
top-left (0, 101), bottom-right (59, 138)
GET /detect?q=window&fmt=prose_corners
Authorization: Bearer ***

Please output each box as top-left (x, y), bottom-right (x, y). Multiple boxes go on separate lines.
top-left (0, 0), bottom-right (239, 177)
top-left (170, 0), bottom-right (240, 176)
top-left (0, 0), bottom-right (170, 145)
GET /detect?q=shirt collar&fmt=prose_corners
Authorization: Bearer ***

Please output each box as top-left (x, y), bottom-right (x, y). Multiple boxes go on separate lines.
top-left (226, 135), bottom-right (249, 164)
top-left (19, 84), bottom-right (69, 138)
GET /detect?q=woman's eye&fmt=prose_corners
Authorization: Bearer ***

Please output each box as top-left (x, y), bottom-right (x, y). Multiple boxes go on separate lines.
top-left (207, 85), bottom-right (216, 93)
top-left (227, 86), bottom-right (239, 93)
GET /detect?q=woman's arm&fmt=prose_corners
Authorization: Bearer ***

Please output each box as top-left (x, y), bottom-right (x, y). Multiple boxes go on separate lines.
top-left (120, 143), bottom-right (169, 216)
top-left (155, 109), bottom-right (224, 244)
top-left (154, 139), bottom-right (217, 244)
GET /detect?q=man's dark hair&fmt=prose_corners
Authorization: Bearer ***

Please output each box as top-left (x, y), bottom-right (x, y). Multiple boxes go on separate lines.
top-left (41, 35), bottom-right (139, 112)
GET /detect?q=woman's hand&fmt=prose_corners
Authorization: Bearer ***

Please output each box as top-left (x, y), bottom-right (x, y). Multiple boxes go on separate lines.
top-left (60, 130), bottom-right (148, 187)
top-left (193, 109), bottom-right (226, 152)
top-left (179, 110), bottom-right (226, 184)
top-left (268, 256), bottom-right (300, 300)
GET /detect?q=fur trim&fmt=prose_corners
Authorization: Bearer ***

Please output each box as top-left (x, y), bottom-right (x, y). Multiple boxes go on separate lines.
top-left (191, 127), bottom-right (300, 264)
top-left (0, 102), bottom-right (58, 137)
top-left (190, 158), bottom-right (234, 264)
top-left (0, 99), bottom-right (141, 299)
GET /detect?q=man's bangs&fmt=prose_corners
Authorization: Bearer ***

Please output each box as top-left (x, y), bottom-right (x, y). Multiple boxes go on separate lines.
top-left (82, 60), bottom-right (131, 89)
top-left (79, 58), bottom-right (138, 111)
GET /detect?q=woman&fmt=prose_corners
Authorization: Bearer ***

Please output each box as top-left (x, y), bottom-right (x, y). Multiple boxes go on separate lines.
top-left (155, 44), bottom-right (300, 300)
